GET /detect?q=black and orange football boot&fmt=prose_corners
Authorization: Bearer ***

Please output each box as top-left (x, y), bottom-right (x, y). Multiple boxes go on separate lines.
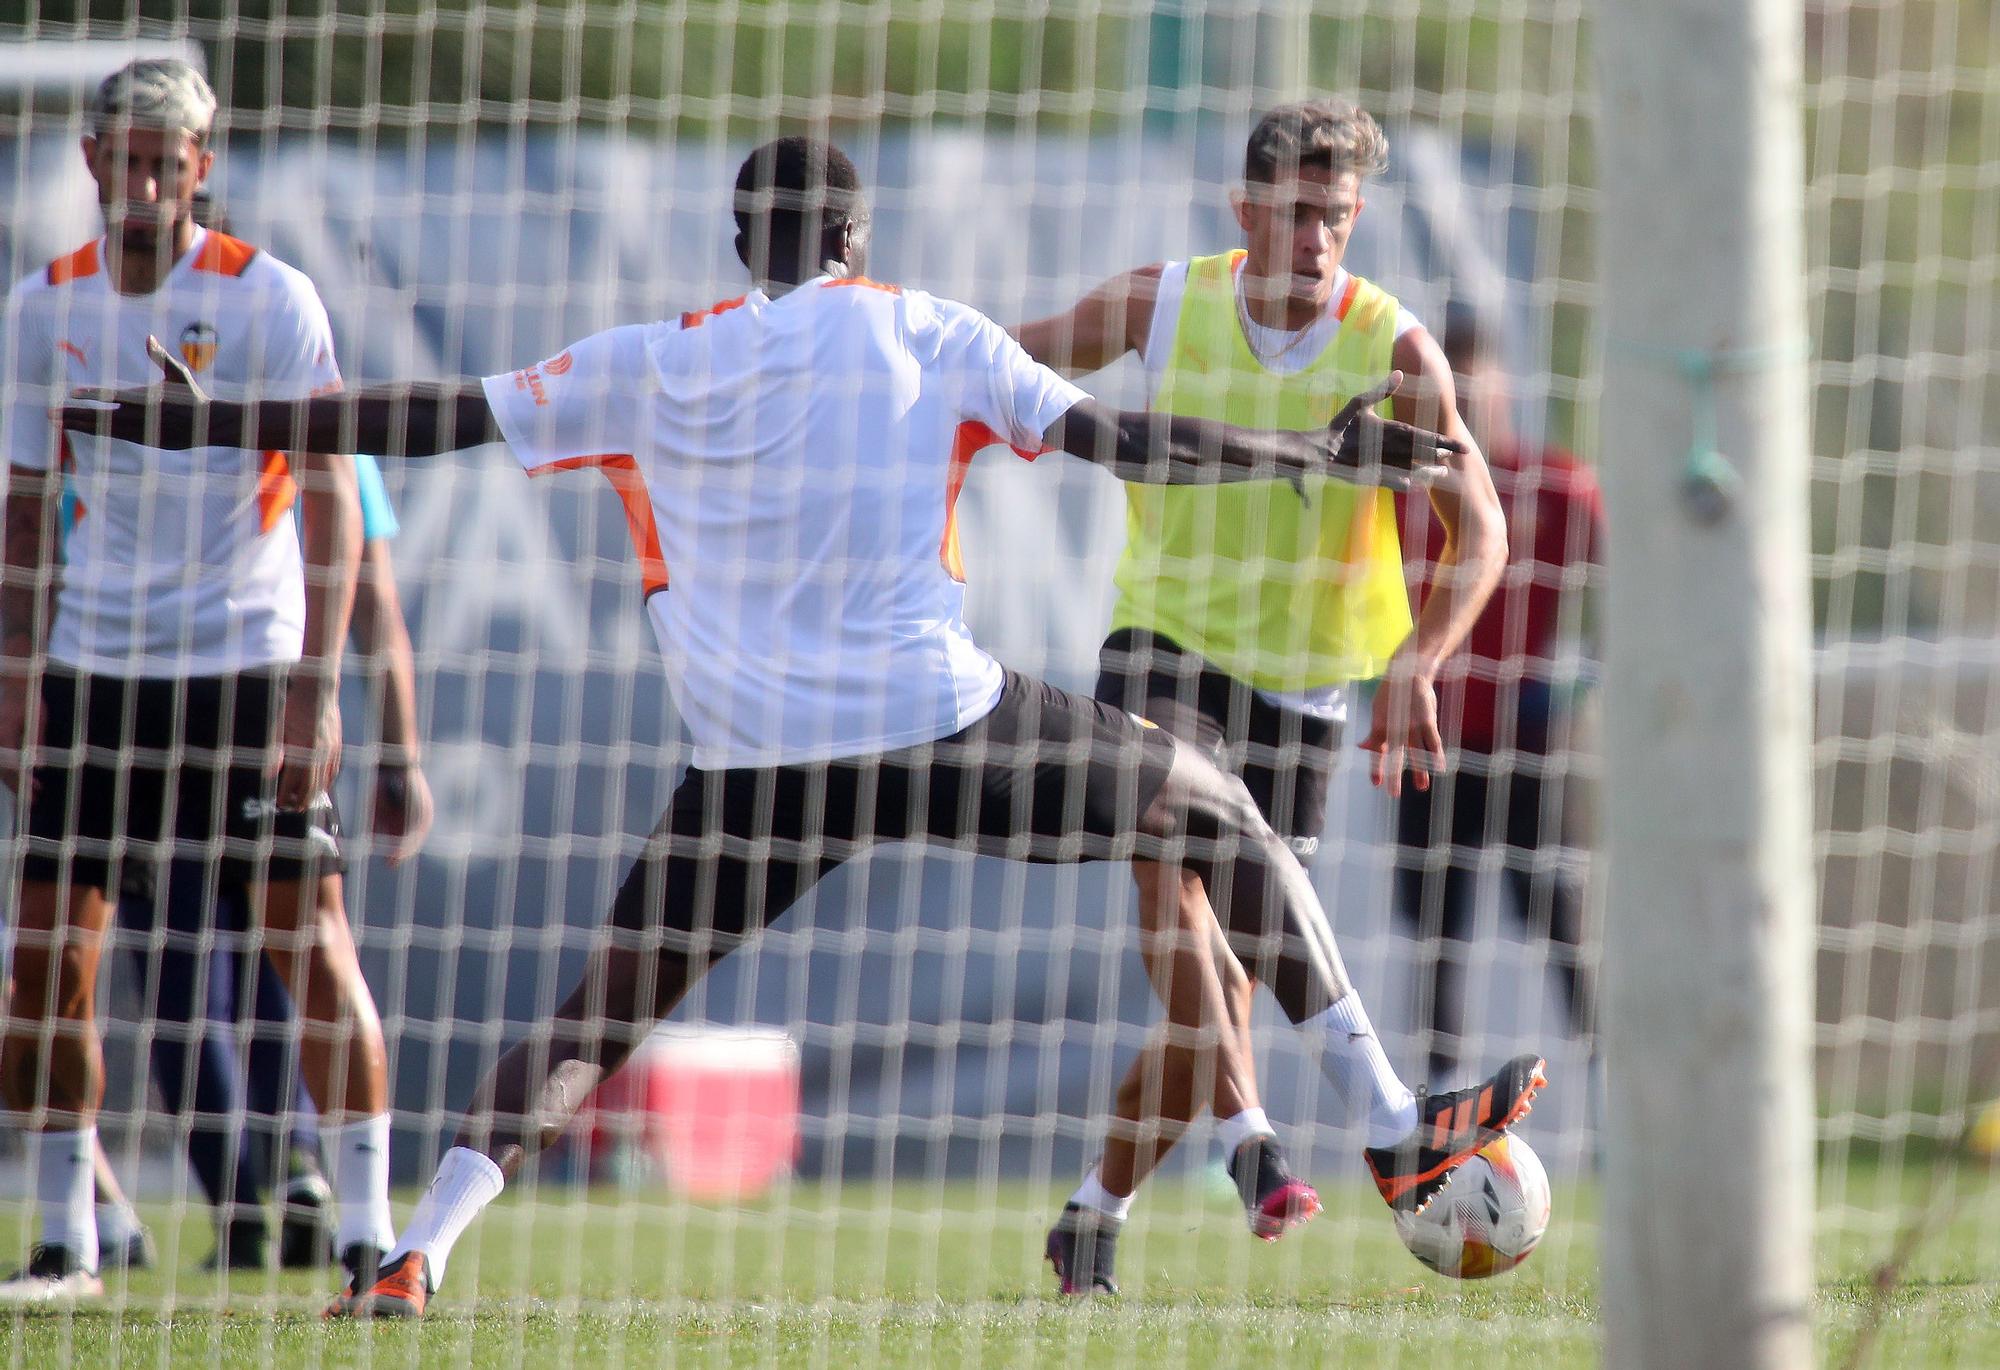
top-left (1365, 1054), bottom-right (1548, 1215)
top-left (353, 1250), bottom-right (432, 1320)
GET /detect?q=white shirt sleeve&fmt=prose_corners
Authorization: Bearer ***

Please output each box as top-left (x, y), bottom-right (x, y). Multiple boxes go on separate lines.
top-left (939, 303), bottom-right (1088, 453)
top-left (1395, 305), bottom-right (1423, 340)
top-left (481, 324), bottom-right (657, 474)
top-left (2, 290), bottom-right (59, 472)
top-left (253, 265), bottom-right (345, 403)
top-left (1138, 261), bottom-right (1188, 404)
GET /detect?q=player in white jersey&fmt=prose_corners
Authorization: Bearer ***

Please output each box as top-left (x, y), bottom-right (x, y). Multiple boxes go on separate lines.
top-left (0, 60), bottom-right (396, 1303)
top-left (62, 136), bottom-right (1541, 1319)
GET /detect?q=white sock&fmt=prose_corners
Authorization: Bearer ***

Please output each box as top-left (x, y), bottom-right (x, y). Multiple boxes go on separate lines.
top-left (1068, 1168), bottom-right (1133, 1223)
top-left (322, 1114), bottom-right (397, 1253)
top-left (34, 1129), bottom-right (99, 1272)
top-left (386, 1147), bottom-right (505, 1289)
top-left (1307, 996), bottom-right (1419, 1148)
top-left (95, 1199), bottom-right (142, 1247)
top-left (1216, 1107), bottom-right (1277, 1161)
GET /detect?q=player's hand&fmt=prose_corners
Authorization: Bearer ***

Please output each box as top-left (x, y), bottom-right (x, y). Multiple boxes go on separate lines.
top-left (1360, 649), bottom-right (1447, 798)
top-left (274, 674), bottom-right (343, 813)
top-left (54, 335), bottom-right (215, 450)
top-left (1323, 371), bottom-right (1466, 491)
top-left (370, 760), bottom-right (435, 867)
top-left (0, 678), bottom-right (40, 799)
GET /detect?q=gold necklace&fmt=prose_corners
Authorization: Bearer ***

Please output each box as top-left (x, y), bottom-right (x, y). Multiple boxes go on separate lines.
top-left (1234, 271), bottom-right (1331, 369)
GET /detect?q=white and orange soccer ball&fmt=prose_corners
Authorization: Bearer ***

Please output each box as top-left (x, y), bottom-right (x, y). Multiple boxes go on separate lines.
top-left (1392, 1133), bottom-right (1552, 1279)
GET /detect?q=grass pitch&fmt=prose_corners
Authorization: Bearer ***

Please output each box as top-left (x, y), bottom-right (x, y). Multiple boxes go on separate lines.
top-left (2, 1161), bottom-right (1996, 1369)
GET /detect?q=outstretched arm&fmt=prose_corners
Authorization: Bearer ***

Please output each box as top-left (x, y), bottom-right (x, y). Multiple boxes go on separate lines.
top-left (1040, 376), bottom-right (1464, 493)
top-left (1014, 265), bottom-right (1163, 376)
top-left (57, 340), bottom-right (503, 457)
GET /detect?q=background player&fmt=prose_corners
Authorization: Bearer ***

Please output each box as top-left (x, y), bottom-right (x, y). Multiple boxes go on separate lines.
top-left (113, 443), bottom-right (431, 1271)
top-left (1013, 99), bottom-right (1509, 1291)
top-left (1391, 302), bottom-right (1601, 1091)
top-left (0, 59), bottom-right (397, 1304)
top-left (59, 438), bottom-right (426, 1270)
top-left (61, 135), bottom-right (1542, 1320)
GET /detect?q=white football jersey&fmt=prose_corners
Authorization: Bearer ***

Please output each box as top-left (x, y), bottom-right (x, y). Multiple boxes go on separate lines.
top-left (2, 227), bottom-right (342, 677)
top-left (482, 276), bottom-right (1087, 770)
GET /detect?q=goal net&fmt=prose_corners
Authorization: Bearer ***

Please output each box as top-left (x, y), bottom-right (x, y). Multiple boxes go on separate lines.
top-left (0, 3), bottom-right (1992, 1367)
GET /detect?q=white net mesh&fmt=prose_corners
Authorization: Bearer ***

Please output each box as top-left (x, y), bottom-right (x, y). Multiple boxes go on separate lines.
top-left (0, 3), bottom-right (1991, 1367)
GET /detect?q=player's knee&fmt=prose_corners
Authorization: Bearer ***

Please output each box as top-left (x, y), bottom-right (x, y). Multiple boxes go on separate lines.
top-left (1206, 770), bottom-right (1270, 844)
top-left (1220, 953), bottom-right (1254, 1012)
top-left (1148, 747), bottom-right (1267, 845)
top-left (0, 1032), bottom-right (36, 1109)
top-left (8, 943), bottom-right (93, 1021)
top-left (1130, 859), bottom-right (1177, 901)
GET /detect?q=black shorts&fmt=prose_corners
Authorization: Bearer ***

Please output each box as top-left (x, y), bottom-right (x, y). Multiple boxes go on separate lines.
top-left (610, 669), bottom-right (1178, 950)
top-left (20, 668), bottom-right (344, 894)
top-left (1093, 628), bottom-right (1339, 856)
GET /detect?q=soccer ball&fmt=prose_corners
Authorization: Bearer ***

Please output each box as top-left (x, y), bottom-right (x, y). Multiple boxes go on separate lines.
top-left (1392, 1133), bottom-right (1552, 1279)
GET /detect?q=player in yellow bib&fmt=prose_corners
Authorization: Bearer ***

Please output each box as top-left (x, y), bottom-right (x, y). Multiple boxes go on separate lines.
top-left (1016, 100), bottom-right (1511, 1292)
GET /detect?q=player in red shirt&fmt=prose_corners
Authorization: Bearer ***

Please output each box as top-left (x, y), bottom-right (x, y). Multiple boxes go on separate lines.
top-left (1394, 304), bottom-right (1601, 1089)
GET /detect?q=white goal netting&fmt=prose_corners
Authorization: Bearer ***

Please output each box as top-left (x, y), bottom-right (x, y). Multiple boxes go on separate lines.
top-left (0, 3), bottom-right (1993, 1368)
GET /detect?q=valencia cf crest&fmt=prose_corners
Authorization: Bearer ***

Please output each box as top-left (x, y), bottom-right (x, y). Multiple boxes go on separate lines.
top-left (178, 322), bottom-right (219, 372)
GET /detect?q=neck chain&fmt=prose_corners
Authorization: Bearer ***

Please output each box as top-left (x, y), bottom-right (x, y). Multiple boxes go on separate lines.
top-left (1235, 268), bottom-right (1332, 369)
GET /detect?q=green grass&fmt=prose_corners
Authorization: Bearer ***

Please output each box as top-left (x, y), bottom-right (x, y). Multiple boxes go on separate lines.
top-left (3, 1164), bottom-right (1997, 1368)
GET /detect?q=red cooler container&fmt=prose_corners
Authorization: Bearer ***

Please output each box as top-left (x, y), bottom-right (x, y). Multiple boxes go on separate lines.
top-left (586, 1025), bottom-right (802, 1198)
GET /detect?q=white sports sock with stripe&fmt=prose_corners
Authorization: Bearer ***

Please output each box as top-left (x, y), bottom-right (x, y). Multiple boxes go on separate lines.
top-left (386, 1147), bottom-right (506, 1289)
top-left (1068, 1168), bottom-right (1133, 1222)
top-left (323, 1113), bottom-right (398, 1253)
top-left (35, 1128), bottom-right (99, 1272)
top-left (1307, 995), bottom-right (1419, 1148)
top-left (1216, 1107), bottom-right (1278, 1161)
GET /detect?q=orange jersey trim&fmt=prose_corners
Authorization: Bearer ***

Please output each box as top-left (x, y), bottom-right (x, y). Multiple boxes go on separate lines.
top-left (193, 232), bottom-right (259, 278)
top-left (257, 451), bottom-right (297, 533)
top-left (680, 295), bottom-right (749, 331)
top-left (1331, 273), bottom-right (1363, 323)
top-left (531, 453), bottom-right (669, 597)
top-left (941, 421), bottom-right (1043, 582)
top-left (821, 276), bottom-right (902, 296)
top-left (46, 242), bottom-right (101, 286)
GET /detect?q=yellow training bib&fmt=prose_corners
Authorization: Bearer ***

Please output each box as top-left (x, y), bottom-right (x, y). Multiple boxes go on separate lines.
top-left (1110, 251), bottom-right (1414, 689)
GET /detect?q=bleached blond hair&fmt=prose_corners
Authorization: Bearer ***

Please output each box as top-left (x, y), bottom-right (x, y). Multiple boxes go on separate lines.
top-left (91, 58), bottom-right (217, 144)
